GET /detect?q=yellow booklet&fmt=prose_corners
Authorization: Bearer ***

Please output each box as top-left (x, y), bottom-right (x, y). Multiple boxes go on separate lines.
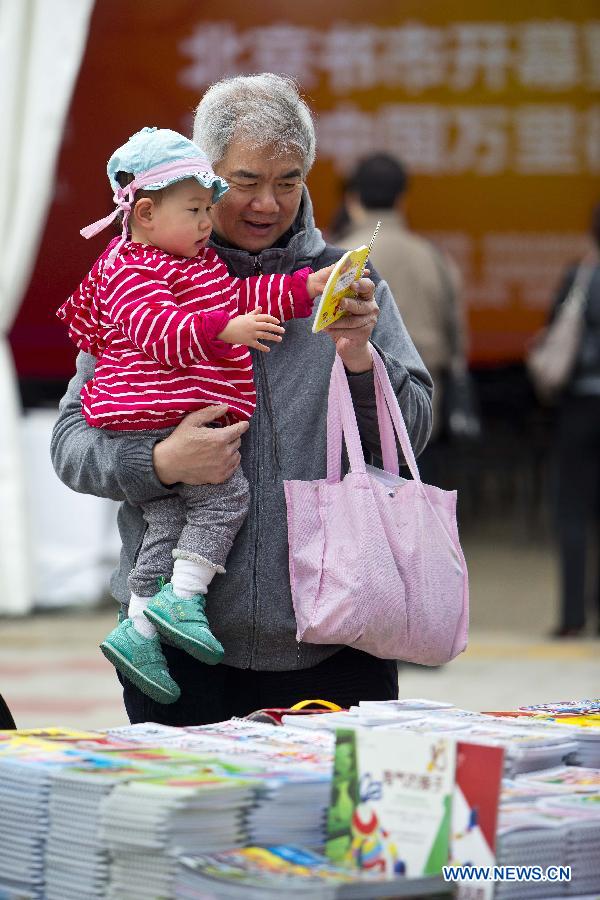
top-left (312, 221), bottom-right (381, 333)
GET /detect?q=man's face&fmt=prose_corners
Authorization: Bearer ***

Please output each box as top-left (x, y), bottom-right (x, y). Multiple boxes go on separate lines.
top-left (211, 140), bottom-right (304, 252)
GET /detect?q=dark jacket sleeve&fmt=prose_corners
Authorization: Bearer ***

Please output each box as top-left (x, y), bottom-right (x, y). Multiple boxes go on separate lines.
top-left (50, 350), bottom-right (172, 504)
top-left (548, 266), bottom-right (577, 324)
top-left (346, 278), bottom-right (433, 462)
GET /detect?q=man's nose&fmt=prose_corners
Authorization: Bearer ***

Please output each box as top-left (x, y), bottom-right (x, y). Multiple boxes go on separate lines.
top-left (249, 185), bottom-right (279, 214)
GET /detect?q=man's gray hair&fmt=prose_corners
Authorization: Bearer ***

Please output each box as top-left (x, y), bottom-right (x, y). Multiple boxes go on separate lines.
top-left (193, 73), bottom-right (316, 175)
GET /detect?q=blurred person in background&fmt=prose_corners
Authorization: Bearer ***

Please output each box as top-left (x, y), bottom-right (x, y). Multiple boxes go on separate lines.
top-left (549, 204), bottom-right (600, 638)
top-left (51, 74), bottom-right (433, 725)
top-left (336, 153), bottom-right (472, 483)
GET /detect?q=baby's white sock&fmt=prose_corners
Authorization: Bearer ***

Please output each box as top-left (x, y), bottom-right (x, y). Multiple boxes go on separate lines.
top-left (128, 594), bottom-right (156, 638)
top-left (172, 557), bottom-right (217, 598)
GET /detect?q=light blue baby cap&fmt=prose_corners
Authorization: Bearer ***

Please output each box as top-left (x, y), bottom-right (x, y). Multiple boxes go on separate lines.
top-left (80, 126), bottom-right (229, 264)
top-left (106, 126), bottom-right (228, 202)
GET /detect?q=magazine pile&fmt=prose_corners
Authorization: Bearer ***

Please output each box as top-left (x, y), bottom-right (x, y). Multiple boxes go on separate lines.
top-left (0, 699), bottom-right (598, 898)
top-left (287, 699), bottom-right (600, 899)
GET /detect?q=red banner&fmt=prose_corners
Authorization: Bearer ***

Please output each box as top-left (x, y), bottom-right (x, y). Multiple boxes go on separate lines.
top-left (10, 0), bottom-right (600, 377)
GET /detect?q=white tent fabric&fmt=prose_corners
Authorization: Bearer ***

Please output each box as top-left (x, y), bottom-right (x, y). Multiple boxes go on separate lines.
top-left (0, 0), bottom-right (94, 613)
top-left (22, 410), bottom-right (121, 609)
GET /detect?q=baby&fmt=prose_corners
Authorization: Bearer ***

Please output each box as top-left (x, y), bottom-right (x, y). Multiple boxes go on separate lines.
top-left (58, 127), bottom-right (331, 703)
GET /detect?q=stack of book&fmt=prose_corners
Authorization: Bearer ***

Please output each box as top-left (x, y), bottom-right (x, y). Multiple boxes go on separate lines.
top-left (174, 845), bottom-right (445, 899)
top-left (45, 762), bottom-right (154, 900)
top-left (0, 756), bottom-right (52, 899)
top-left (1, 704), bottom-right (598, 898)
top-left (517, 700), bottom-right (600, 716)
top-left (287, 703), bottom-right (578, 778)
top-left (520, 765), bottom-right (600, 894)
top-left (98, 772), bottom-right (255, 900)
top-left (566, 722), bottom-right (600, 768)
top-left (495, 765), bottom-right (600, 897)
top-left (0, 737), bottom-right (89, 900)
top-left (247, 772), bottom-right (332, 851)
top-left (104, 719), bottom-right (336, 854)
top-left (483, 701), bottom-right (600, 769)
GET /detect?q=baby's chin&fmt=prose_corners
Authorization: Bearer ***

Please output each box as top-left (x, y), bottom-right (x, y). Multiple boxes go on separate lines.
top-left (178, 245), bottom-right (205, 258)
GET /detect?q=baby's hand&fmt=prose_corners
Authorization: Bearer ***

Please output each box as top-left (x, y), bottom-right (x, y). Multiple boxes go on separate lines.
top-left (306, 264), bottom-right (371, 300)
top-left (218, 309), bottom-right (285, 352)
top-left (306, 264), bottom-right (335, 299)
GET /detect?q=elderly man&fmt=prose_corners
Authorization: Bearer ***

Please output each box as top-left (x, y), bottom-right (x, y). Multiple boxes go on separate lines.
top-left (51, 74), bottom-right (433, 725)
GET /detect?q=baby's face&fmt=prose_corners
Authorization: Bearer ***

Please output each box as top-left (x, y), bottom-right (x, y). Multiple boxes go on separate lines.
top-left (149, 180), bottom-right (214, 258)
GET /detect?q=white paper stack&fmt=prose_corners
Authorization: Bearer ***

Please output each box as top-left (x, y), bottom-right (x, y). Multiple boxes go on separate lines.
top-left (175, 846), bottom-right (446, 899)
top-left (182, 719), bottom-right (335, 761)
top-left (105, 721), bottom-right (186, 746)
top-left (279, 711), bottom-right (358, 731)
top-left (516, 765), bottom-right (600, 795)
top-left (0, 751), bottom-right (83, 900)
top-left (466, 726), bottom-right (578, 777)
top-left (484, 714), bottom-right (600, 771)
top-left (496, 813), bottom-right (568, 899)
top-left (551, 723), bottom-right (600, 769)
top-left (496, 809), bottom-right (600, 898)
top-left (247, 773), bottom-right (332, 850)
top-left (99, 775), bottom-right (255, 900)
top-left (350, 704), bottom-right (578, 777)
top-left (0, 761), bottom-right (47, 899)
top-left (495, 768), bottom-right (600, 897)
top-left (280, 700), bottom-right (451, 733)
top-left (45, 763), bottom-right (155, 900)
top-left (565, 813), bottom-right (600, 895)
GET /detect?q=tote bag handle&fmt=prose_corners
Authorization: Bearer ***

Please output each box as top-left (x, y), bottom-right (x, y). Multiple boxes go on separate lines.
top-left (326, 354), bottom-right (369, 483)
top-left (371, 348), bottom-right (464, 563)
top-left (326, 348), bottom-right (422, 485)
top-left (370, 347), bottom-right (422, 483)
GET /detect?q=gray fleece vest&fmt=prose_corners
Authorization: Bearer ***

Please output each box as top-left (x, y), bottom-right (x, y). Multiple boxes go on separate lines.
top-left (52, 189), bottom-right (433, 670)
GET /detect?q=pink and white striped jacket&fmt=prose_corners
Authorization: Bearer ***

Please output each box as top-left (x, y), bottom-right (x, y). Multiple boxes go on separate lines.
top-left (57, 239), bottom-right (313, 430)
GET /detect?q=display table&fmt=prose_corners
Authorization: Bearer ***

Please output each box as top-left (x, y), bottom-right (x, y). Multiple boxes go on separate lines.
top-left (0, 702), bottom-right (599, 898)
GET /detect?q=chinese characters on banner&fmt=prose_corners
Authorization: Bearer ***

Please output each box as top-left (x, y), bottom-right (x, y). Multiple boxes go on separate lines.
top-left (12, 1), bottom-right (600, 373)
top-left (179, 21), bottom-right (599, 178)
top-left (176, 15), bottom-right (599, 361)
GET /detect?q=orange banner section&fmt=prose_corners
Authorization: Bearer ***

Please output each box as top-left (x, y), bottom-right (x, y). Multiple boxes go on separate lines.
top-left (11, 0), bottom-right (600, 376)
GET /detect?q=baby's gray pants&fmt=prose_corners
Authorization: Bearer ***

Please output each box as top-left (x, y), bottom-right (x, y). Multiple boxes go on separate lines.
top-left (127, 466), bottom-right (250, 598)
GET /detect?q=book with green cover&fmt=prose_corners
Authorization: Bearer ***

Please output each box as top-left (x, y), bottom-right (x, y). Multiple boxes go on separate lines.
top-left (325, 728), bottom-right (455, 878)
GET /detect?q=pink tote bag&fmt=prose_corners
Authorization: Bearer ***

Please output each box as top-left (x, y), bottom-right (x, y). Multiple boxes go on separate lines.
top-left (284, 349), bottom-right (469, 665)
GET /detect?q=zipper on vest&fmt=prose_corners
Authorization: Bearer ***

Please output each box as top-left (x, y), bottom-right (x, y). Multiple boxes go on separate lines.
top-left (249, 257), bottom-right (261, 665)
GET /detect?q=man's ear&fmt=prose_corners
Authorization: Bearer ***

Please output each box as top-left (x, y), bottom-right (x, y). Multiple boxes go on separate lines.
top-left (132, 197), bottom-right (154, 229)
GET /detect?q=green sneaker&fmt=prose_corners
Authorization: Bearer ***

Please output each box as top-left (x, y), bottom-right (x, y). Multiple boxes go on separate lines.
top-left (144, 583), bottom-right (224, 665)
top-left (100, 619), bottom-right (180, 704)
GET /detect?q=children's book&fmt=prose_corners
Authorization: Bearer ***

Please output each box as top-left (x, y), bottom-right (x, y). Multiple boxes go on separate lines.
top-left (325, 727), bottom-right (455, 878)
top-left (451, 742), bottom-right (504, 900)
top-left (312, 222), bottom-right (381, 333)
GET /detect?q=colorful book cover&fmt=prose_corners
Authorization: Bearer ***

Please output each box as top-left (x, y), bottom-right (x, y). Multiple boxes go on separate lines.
top-left (180, 844), bottom-right (407, 891)
top-left (312, 222), bottom-right (380, 333)
top-left (452, 742), bottom-right (504, 900)
top-left (2, 727), bottom-right (101, 741)
top-left (518, 765), bottom-right (600, 792)
top-left (325, 727), bottom-right (455, 877)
